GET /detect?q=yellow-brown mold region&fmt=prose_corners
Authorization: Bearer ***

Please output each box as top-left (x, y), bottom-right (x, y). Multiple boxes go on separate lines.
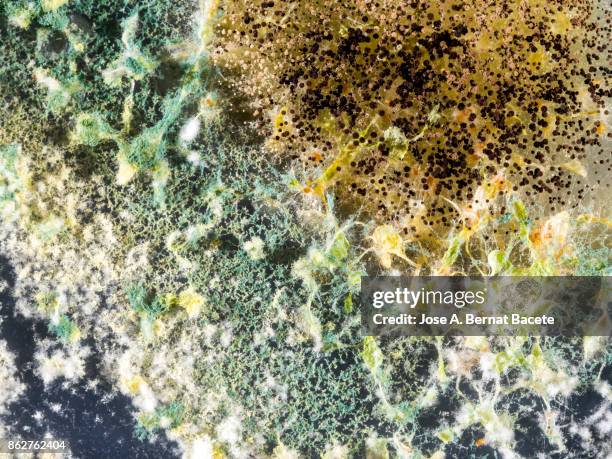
top-left (214, 0), bottom-right (610, 238)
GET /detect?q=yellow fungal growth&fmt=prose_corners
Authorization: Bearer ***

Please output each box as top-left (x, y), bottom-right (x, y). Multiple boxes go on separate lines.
top-left (272, 443), bottom-right (300, 459)
top-left (596, 121), bottom-right (607, 137)
top-left (198, 0), bottom-right (220, 51)
top-left (267, 107), bottom-right (294, 153)
top-left (560, 159), bottom-right (587, 178)
top-left (122, 94), bottom-right (135, 133)
top-left (41, 0), bottom-right (70, 12)
top-left (526, 44), bottom-right (554, 75)
top-left (67, 326), bottom-right (81, 343)
top-left (370, 224), bottom-right (414, 269)
top-left (576, 214), bottom-right (612, 228)
top-left (116, 154), bottom-right (138, 185)
top-left (9, 7), bottom-right (34, 29)
top-left (178, 288), bottom-right (205, 318)
top-left (125, 375), bottom-right (147, 395)
top-left (550, 11), bottom-right (573, 35)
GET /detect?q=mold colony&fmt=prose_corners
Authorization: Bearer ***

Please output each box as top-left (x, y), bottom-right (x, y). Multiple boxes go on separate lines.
top-left (214, 0), bottom-right (610, 238)
top-left (0, 0), bottom-right (611, 456)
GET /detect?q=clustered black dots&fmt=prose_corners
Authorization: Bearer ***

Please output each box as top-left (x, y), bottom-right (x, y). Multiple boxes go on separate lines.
top-left (215, 0), bottom-right (610, 232)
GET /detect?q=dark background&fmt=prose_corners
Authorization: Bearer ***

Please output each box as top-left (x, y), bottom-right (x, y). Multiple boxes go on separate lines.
top-left (0, 256), bottom-right (180, 459)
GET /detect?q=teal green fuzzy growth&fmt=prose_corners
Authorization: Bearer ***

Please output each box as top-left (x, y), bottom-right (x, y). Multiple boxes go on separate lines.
top-left (1, 0), bottom-right (202, 206)
top-left (2, 0), bottom-right (195, 106)
top-left (72, 113), bottom-right (116, 147)
top-left (112, 124), bottom-right (414, 454)
top-left (135, 401), bottom-right (184, 440)
top-left (0, 144), bottom-right (20, 202)
top-left (48, 314), bottom-right (80, 343)
top-left (127, 283), bottom-right (174, 320)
